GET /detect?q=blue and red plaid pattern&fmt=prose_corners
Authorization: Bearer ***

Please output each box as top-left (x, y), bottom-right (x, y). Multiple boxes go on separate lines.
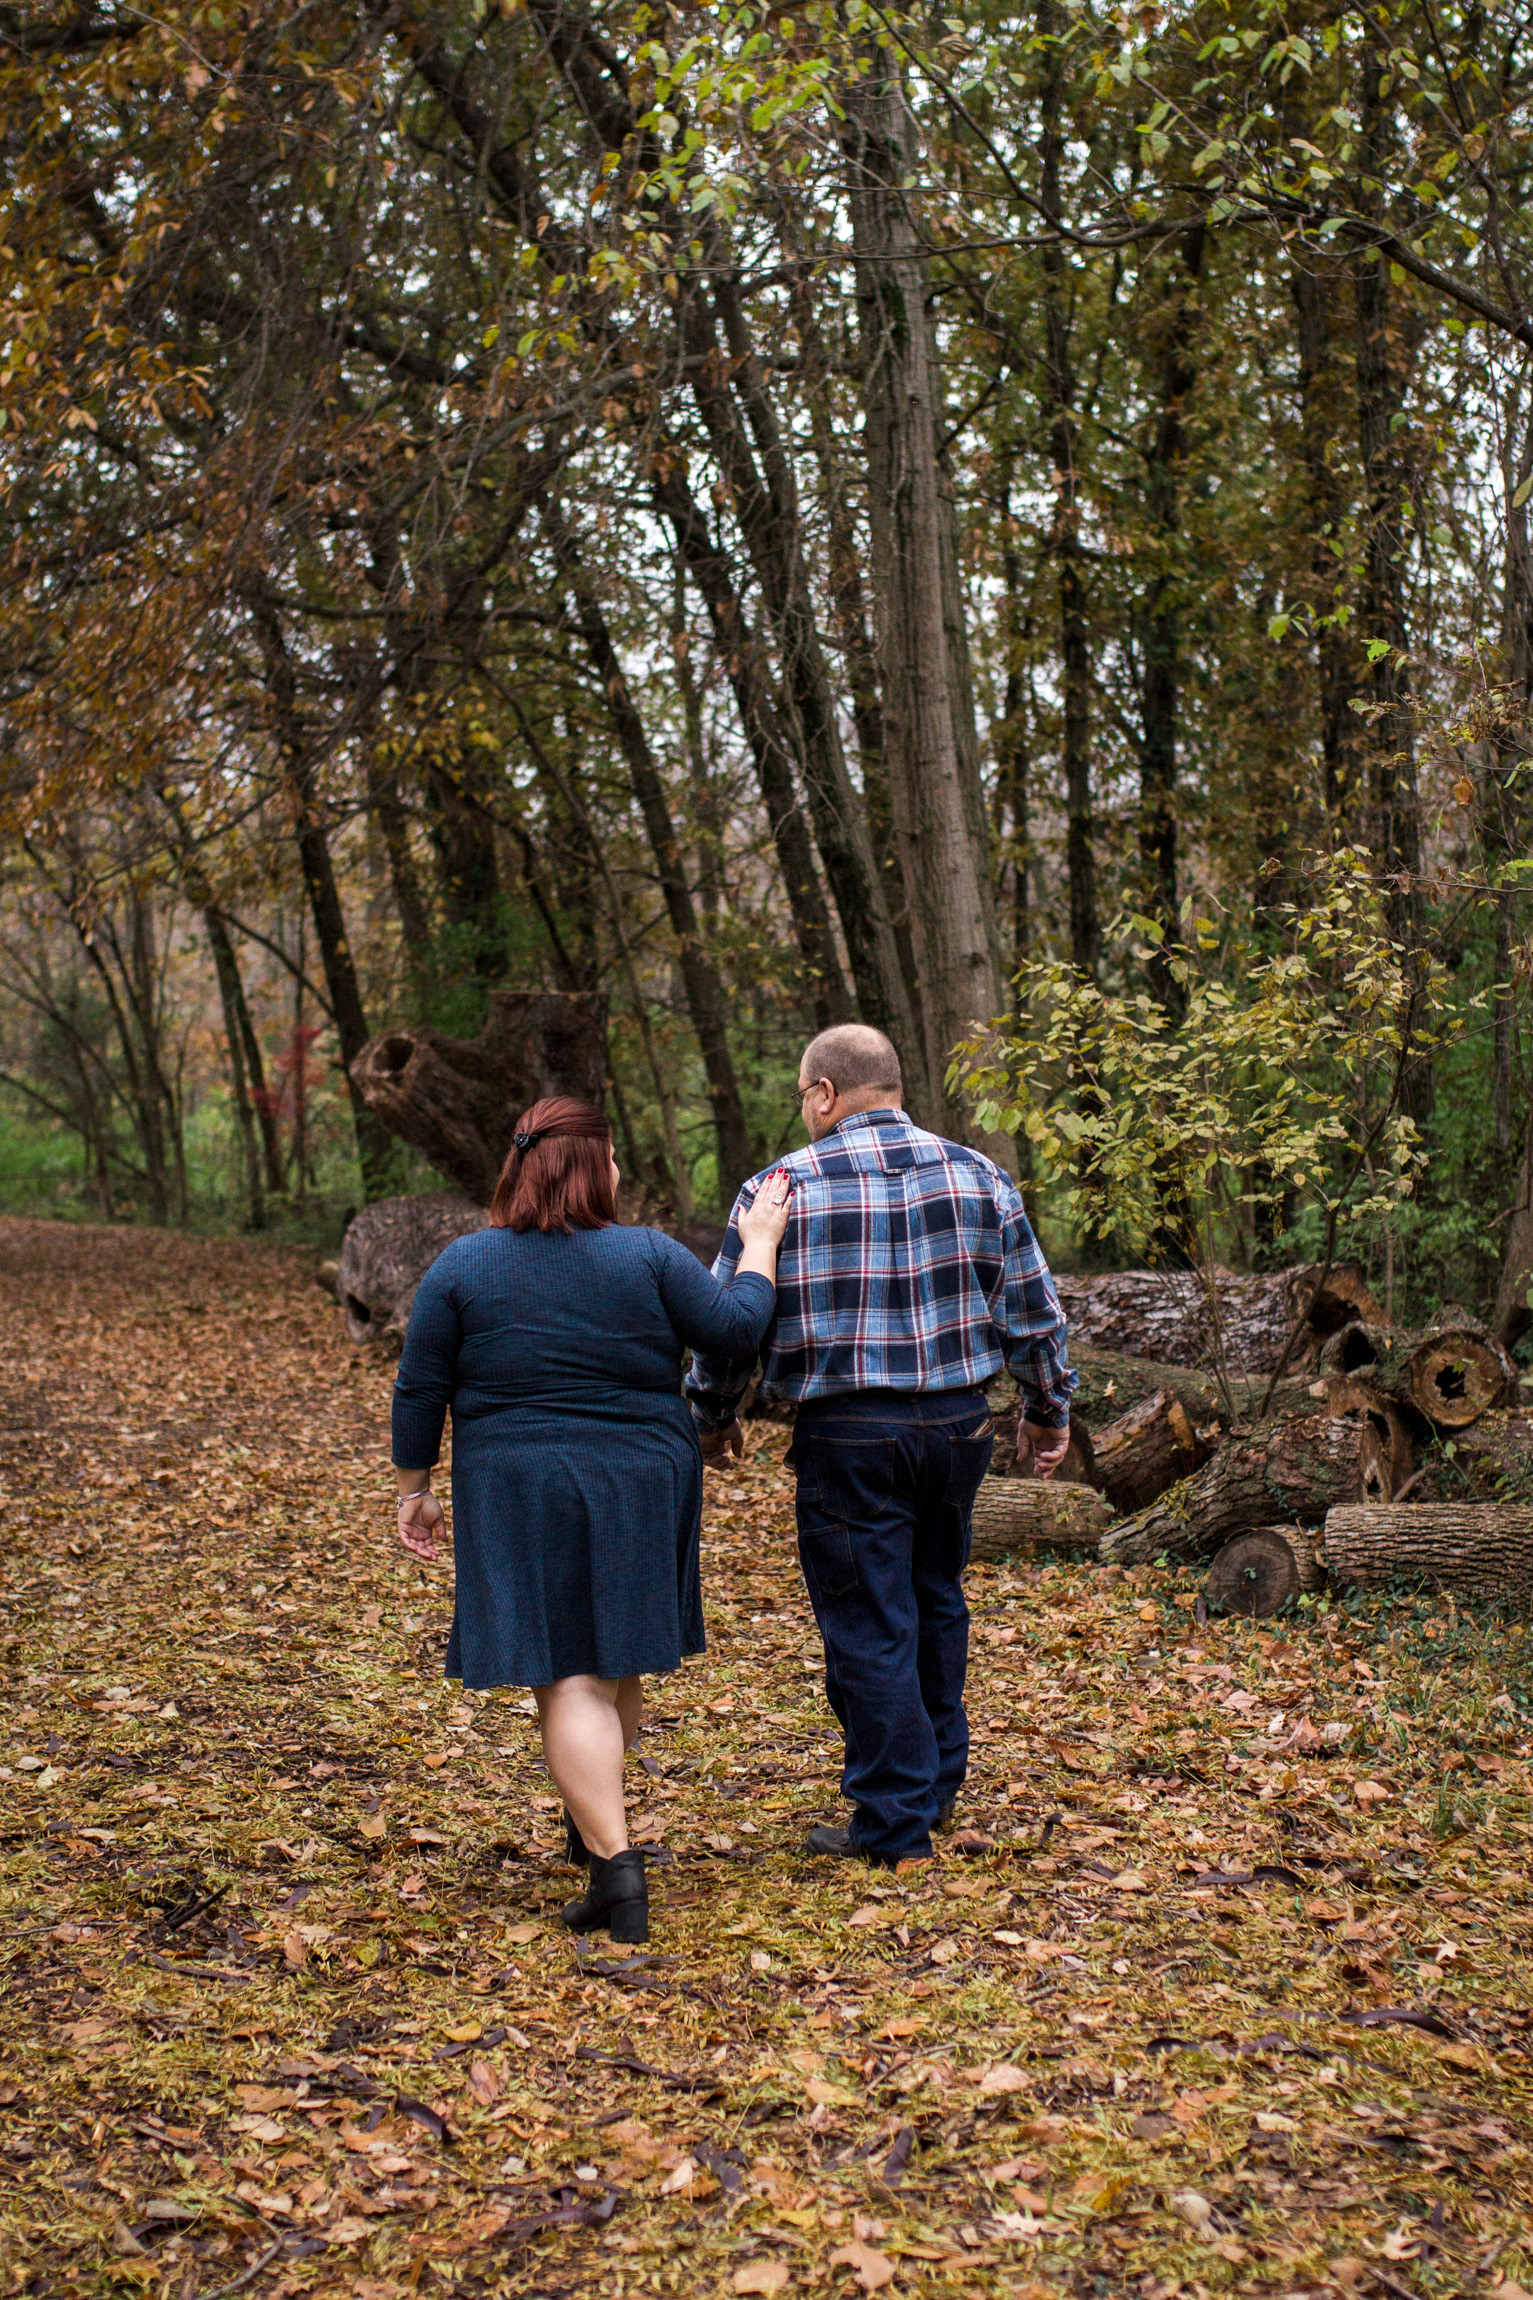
top-left (684, 1108), bottom-right (1074, 1430)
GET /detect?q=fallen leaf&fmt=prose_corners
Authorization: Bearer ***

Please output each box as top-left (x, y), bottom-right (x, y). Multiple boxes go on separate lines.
top-left (503, 1922), bottom-right (539, 1944)
top-left (733, 2263), bottom-right (790, 2296)
top-left (976, 2064), bottom-right (1029, 2095)
top-left (830, 2240), bottom-right (896, 2291)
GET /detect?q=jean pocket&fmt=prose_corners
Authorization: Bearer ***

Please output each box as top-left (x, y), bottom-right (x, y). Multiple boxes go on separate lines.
top-left (799, 1522), bottom-right (859, 1601)
top-left (944, 1419), bottom-right (995, 1508)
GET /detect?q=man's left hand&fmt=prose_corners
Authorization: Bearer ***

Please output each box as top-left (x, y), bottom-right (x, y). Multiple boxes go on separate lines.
top-left (1018, 1420), bottom-right (1071, 1480)
top-left (699, 1421), bottom-right (744, 1468)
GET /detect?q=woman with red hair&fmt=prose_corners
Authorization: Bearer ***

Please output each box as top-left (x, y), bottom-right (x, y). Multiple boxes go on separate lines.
top-left (390, 1097), bottom-right (790, 1943)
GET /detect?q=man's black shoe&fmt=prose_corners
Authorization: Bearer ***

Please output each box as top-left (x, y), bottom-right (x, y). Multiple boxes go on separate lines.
top-left (807, 1822), bottom-right (857, 1858)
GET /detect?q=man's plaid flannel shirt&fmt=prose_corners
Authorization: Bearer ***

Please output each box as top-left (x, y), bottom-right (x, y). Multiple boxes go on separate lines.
top-left (684, 1107), bottom-right (1074, 1431)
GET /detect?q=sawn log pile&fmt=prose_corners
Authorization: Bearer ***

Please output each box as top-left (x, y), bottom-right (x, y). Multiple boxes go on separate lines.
top-left (980, 1263), bottom-right (1533, 1612)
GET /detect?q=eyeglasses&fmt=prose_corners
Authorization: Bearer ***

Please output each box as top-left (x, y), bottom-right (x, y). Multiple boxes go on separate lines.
top-left (792, 1077), bottom-right (833, 1112)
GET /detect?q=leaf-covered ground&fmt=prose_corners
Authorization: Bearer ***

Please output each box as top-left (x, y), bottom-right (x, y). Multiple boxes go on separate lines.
top-left (4, 1215), bottom-right (1533, 2300)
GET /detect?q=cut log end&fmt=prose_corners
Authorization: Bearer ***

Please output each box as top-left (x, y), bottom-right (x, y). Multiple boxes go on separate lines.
top-left (1093, 1387), bottom-right (1216, 1514)
top-left (1205, 1526), bottom-right (1324, 1619)
top-left (1404, 1331), bottom-right (1519, 1430)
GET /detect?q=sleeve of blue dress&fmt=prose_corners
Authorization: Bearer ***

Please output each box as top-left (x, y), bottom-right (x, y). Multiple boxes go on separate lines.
top-left (653, 1230), bottom-right (774, 1422)
top-left (391, 1257), bottom-right (464, 1470)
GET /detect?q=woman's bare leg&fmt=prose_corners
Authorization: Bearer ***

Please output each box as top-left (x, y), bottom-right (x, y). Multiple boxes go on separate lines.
top-left (534, 1676), bottom-right (629, 1859)
top-left (615, 1674), bottom-right (644, 1750)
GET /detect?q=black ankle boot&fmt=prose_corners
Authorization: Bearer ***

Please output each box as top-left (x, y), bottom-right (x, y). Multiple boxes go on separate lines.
top-left (561, 1848), bottom-right (648, 1942)
top-left (563, 1809), bottom-right (590, 1867)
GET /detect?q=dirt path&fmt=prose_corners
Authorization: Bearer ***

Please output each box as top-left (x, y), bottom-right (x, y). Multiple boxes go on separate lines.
top-left (2, 1214), bottom-right (1532, 2299)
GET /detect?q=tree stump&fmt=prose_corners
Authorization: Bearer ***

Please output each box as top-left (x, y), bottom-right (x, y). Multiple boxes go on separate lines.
top-left (1055, 1263), bottom-right (1381, 1374)
top-left (1100, 1411), bottom-right (1388, 1568)
top-left (1206, 1526), bottom-right (1325, 1618)
top-left (350, 989), bottom-right (608, 1203)
top-left (967, 1477), bottom-right (1113, 1561)
top-left (1092, 1388), bottom-right (1216, 1513)
top-left (1323, 1504), bottom-right (1533, 1608)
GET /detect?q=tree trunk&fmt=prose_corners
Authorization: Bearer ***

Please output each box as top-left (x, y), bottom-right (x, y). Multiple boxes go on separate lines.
top-left (1494, 1121), bottom-right (1533, 1345)
top-left (1290, 259), bottom-right (1364, 825)
top-left (1135, 220), bottom-right (1205, 1011)
top-left (350, 989), bottom-right (608, 1204)
top-left (1055, 1262), bottom-right (1381, 1374)
top-left (844, 58), bottom-right (1012, 1145)
top-left (544, 507), bottom-right (754, 1196)
top-left (1354, 46), bottom-right (1431, 1122)
top-left (967, 1475), bottom-right (1112, 1561)
top-left (1066, 1343), bottom-right (1314, 1433)
top-left (700, 271), bottom-right (921, 1066)
top-left (1032, 3), bottom-right (1098, 984)
top-left (1100, 1412), bottom-right (1386, 1567)
top-left (792, 270), bottom-right (923, 1016)
top-left (653, 467), bottom-right (850, 1031)
top-left (1324, 1503), bottom-right (1533, 1608)
top-left (247, 589), bottom-right (393, 1197)
top-left (1206, 1527), bottom-right (1324, 1618)
top-left (1092, 1388), bottom-right (1217, 1514)
top-left (204, 907), bottom-right (267, 1231)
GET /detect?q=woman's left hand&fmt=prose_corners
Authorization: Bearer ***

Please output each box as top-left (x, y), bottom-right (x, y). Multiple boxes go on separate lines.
top-left (398, 1491), bottom-right (446, 1562)
top-left (737, 1168), bottom-right (793, 1248)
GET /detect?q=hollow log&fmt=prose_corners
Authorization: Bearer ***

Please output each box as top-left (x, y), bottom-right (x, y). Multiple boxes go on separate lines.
top-left (967, 1476), bottom-right (1113, 1561)
top-left (1406, 1411), bottom-right (1533, 1505)
top-left (350, 989), bottom-right (608, 1203)
top-left (1307, 1375), bottom-right (1415, 1496)
top-left (1093, 1388), bottom-right (1216, 1514)
top-left (1323, 1503), bottom-right (1533, 1608)
top-left (1206, 1526), bottom-right (1325, 1618)
top-left (1316, 1313), bottom-right (1520, 1432)
top-left (1402, 1322), bottom-right (1519, 1430)
top-left (1055, 1263), bottom-right (1381, 1375)
top-left (1099, 1411), bottom-right (1388, 1568)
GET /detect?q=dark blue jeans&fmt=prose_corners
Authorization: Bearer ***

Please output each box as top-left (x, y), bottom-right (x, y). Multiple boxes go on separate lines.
top-left (791, 1389), bottom-right (994, 1862)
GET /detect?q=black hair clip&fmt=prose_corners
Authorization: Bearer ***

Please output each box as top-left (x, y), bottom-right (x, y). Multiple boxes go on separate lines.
top-left (513, 1129), bottom-right (543, 1153)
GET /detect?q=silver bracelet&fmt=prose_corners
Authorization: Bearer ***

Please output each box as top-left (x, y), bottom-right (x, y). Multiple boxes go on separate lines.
top-left (394, 1493), bottom-right (432, 1509)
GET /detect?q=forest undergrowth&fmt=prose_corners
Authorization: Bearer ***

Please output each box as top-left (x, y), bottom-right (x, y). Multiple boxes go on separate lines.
top-left (2, 1218), bottom-right (1532, 2300)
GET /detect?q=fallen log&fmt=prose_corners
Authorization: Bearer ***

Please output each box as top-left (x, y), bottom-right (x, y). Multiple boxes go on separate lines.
top-left (1307, 1374), bottom-right (1415, 1497)
top-left (1055, 1262), bottom-right (1381, 1375)
top-left (1093, 1388), bottom-right (1216, 1514)
top-left (1206, 1526), bottom-right (1325, 1618)
top-left (1099, 1411), bottom-right (1389, 1568)
top-left (1405, 1411), bottom-right (1533, 1505)
top-left (1323, 1504), bottom-right (1533, 1608)
top-left (1067, 1347), bottom-right (1310, 1433)
top-left (1316, 1313), bottom-right (1519, 1431)
top-left (350, 989), bottom-right (608, 1203)
top-left (1401, 1319), bottom-right (1519, 1430)
top-left (967, 1477), bottom-right (1113, 1561)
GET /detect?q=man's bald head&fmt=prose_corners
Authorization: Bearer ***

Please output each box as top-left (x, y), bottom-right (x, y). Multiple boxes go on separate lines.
top-left (797, 1026), bottom-right (903, 1140)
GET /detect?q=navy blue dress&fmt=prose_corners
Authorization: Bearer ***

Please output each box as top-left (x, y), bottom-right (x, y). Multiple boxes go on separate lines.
top-left (391, 1225), bottom-right (774, 1689)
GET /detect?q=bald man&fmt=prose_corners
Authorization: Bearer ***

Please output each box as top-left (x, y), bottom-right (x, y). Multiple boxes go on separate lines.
top-left (686, 1025), bottom-right (1074, 1867)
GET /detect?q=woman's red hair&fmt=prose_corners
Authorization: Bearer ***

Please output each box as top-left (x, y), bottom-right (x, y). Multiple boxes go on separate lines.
top-left (489, 1096), bottom-right (615, 1234)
